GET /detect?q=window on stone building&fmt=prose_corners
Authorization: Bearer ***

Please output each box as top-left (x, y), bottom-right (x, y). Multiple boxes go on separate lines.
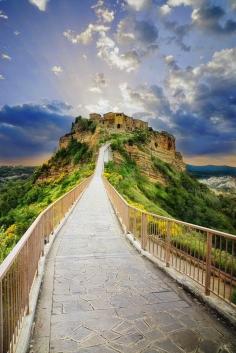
top-left (117, 124), bottom-right (121, 129)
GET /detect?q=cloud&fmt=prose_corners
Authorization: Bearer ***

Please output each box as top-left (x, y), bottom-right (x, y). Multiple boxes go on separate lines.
top-left (119, 82), bottom-right (172, 121)
top-left (159, 4), bottom-right (171, 16)
top-left (29, 0), bottom-right (49, 11)
top-left (166, 48), bottom-right (236, 106)
top-left (125, 0), bottom-right (150, 11)
top-left (191, 5), bottom-right (236, 35)
top-left (117, 18), bottom-right (158, 46)
top-left (0, 74), bottom-right (5, 80)
top-left (115, 18), bottom-right (159, 62)
top-left (95, 8), bottom-right (114, 23)
top-left (164, 20), bottom-right (191, 52)
top-left (230, 0), bottom-right (236, 11)
top-left (94, 4), bottom-right (115, 23)
top-left (63, 24), bottom-right (109, 45)
top-left (91, 0), bottom-right (104, 9)
top-left (97, 32), bottom-right (140, 72)
top-left (93, 72), bottom-right (107, 87)
top-left (51, 65), bottom-right (63, 76)
top-left (164, 54), bottom-right (179, 70)
top-left (164, 48), bottom-right (236, 155)
top-left (0, 10), bottom-right (8, 19)
top-left (1, 53), bottom-right (11, 61)
top-left (92, 0), bottom-right (114, 23)
top-left (89, 87), bottom-right (102, 93)
top-left (85, 98), bottom-right (111, 114)
top-left (14, 31), bottom-right (20, 36)
top-left (116, 48), bottom-right (236, 157)
top-left (167, 0), bottom-right (197, 7)
top-left (89, 72), bottom-right (107, 93)
top-left (0, 102), bottom-right (73, 160)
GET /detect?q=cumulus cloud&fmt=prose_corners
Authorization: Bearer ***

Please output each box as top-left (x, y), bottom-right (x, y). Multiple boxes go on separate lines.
top-left (91, 0), bottom-right (104, 9)
top-left (159, 4), bottom-right (171, 16)
top-left (164, 20), bottom-right (191, 52)
top-left (89, 72), bottom-right (107, 93)
top-left (92, 0), bottom-right (114, 23)
top-left (116, 17), bottom-right (159, 62)
top-left (0, 102), bottom-right (73, 160)
top-left (120, 82), bottom-right (172, 121)
top-left (164, 48), bottom-right (236, 155)
top-left (116, 48), bottom-right (236, 157)
top-left (51, 65), bottom-right (63, 76)
top-left (1, 53), bottom-right (11, 61)
top-left (191, 5), bottom-right (236, 35)
top-left (63, 24), bottom-right (109, 45)
top-left (117, 18), bottom-right (158, 46)
top-left (29, 0), bottom-right (49, 11)
top-left (0, 10), bottom-right (8, 19)
top-left (0, 74), bottom-right (5, 80)
top-left (167, 0), bottom-right (197, 7)
top-left (125, 0), bottom-right (150, 11)
top-left (97, 32), bottom-right (140, 72)
top-left (95, 7), bottom-right (114, 23)
top-left (164, 55), bottom-right (175, 65)
top-left (164, 55), bottom-right (179, 70)
top-left (14, 31), bottom-right (20, 36)
top-left (230, 0), bottom-right (236, 11)
top-left (85, 98), bottom-right (111, 114)
top-left (166, 48), bottom-right (236, 106)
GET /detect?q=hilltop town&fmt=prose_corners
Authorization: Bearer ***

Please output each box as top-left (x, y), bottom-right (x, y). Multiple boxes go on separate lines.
top-left (59, 112), bottom-right (185, 176)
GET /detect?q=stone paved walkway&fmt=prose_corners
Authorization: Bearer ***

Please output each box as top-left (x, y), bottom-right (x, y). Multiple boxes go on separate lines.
top-left (31, 146), bottom-right (236, 353)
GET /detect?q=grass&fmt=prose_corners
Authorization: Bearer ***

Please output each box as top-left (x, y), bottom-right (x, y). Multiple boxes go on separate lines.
top-left (104, 139), bottom-right (236, 294)
top-left (0, 135), bottom-right (95, 264)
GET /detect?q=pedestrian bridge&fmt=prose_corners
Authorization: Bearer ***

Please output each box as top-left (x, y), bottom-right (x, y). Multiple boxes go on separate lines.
top-left (0, 145), bottom-right (236, 353)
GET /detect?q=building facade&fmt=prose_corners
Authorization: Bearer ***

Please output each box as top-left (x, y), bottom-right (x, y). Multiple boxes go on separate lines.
top-left (89, 112), bottom-right (148, 131)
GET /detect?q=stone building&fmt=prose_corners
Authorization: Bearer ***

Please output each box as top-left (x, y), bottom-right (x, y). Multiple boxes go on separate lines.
top-left (89, 112), bottom-right (148, 131)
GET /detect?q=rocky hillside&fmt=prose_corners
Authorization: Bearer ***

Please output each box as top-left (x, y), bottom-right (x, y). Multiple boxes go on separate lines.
top-left (58, 114), bottom-right (185, 184)
top-left (56, 114), bottom-right (235, 234)
top-left (1, 113), bottom-right (236, 263)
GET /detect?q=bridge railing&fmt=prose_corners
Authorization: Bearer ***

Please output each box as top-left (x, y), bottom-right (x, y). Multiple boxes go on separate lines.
top-left (103, 177), bottom-right (236, 307)
top-left (0, 176), bottom-right (91, 353)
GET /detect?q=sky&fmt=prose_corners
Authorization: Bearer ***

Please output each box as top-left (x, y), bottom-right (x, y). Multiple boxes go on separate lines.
top-left (0, 0), bottom-right (236, 166)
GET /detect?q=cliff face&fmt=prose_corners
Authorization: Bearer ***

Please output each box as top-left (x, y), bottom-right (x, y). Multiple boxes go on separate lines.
top-left (58, 113), bottom-right (185, 183)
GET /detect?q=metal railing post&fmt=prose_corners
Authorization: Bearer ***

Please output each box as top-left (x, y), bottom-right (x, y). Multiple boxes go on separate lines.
top-left (0, 281), bottom-right (3, 353)
top-left (141, 213), bottom-right (148, 250)
top-left (26, 241), bottom-right (30, 315)
top-left (126, 204), bottom-right (129, 233)
top-left (205, 232), bottom-right (212, 296)
top-left (166, 221), bottom-right (171, 267)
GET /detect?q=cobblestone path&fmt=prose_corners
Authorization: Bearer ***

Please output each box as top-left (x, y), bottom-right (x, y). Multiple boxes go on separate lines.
top-left (31, 146), bottom-right (236, 353)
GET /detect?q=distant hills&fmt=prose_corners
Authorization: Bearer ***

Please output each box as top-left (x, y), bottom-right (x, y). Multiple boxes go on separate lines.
top-left (187, 165), bottom-right (236, 178)
top-left (0, 166), bottom-right (35, 184)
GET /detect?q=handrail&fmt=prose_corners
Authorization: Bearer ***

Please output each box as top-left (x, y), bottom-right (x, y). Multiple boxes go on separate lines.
top-left (0, 175), bottom-right (92, 353)
top-left (103, 176), bottom-right (236, 241)
top-left (103, 176), bottom-right (236, 307)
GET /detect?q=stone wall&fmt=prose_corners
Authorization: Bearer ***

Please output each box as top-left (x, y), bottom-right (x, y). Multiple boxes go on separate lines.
top-left (59, 112), bottom-right (185, 173)
top-left (89, 112), bottom-right (148, 131)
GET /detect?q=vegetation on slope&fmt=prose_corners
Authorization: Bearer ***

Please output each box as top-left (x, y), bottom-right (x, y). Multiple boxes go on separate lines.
top-left (104, 133), bottom-right (236, 304)
top-left (0, 135), bottom-right (95, 263)
top-left (105, 134), bottom-right (236, 235)
top-left (0, 166), bottom-right (35, 184)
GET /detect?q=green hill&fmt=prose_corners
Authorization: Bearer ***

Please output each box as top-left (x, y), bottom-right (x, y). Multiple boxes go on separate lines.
top-left (0, 131), bottom-right (95, 263)
top-left (104, 135), bottom-right (236, 235)
top-left (0, 114), bottom-right (235, 264)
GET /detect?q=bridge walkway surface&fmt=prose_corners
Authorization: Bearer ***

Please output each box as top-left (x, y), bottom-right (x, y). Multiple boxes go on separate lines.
top-left (30, 146), bottom-right (236, 353)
